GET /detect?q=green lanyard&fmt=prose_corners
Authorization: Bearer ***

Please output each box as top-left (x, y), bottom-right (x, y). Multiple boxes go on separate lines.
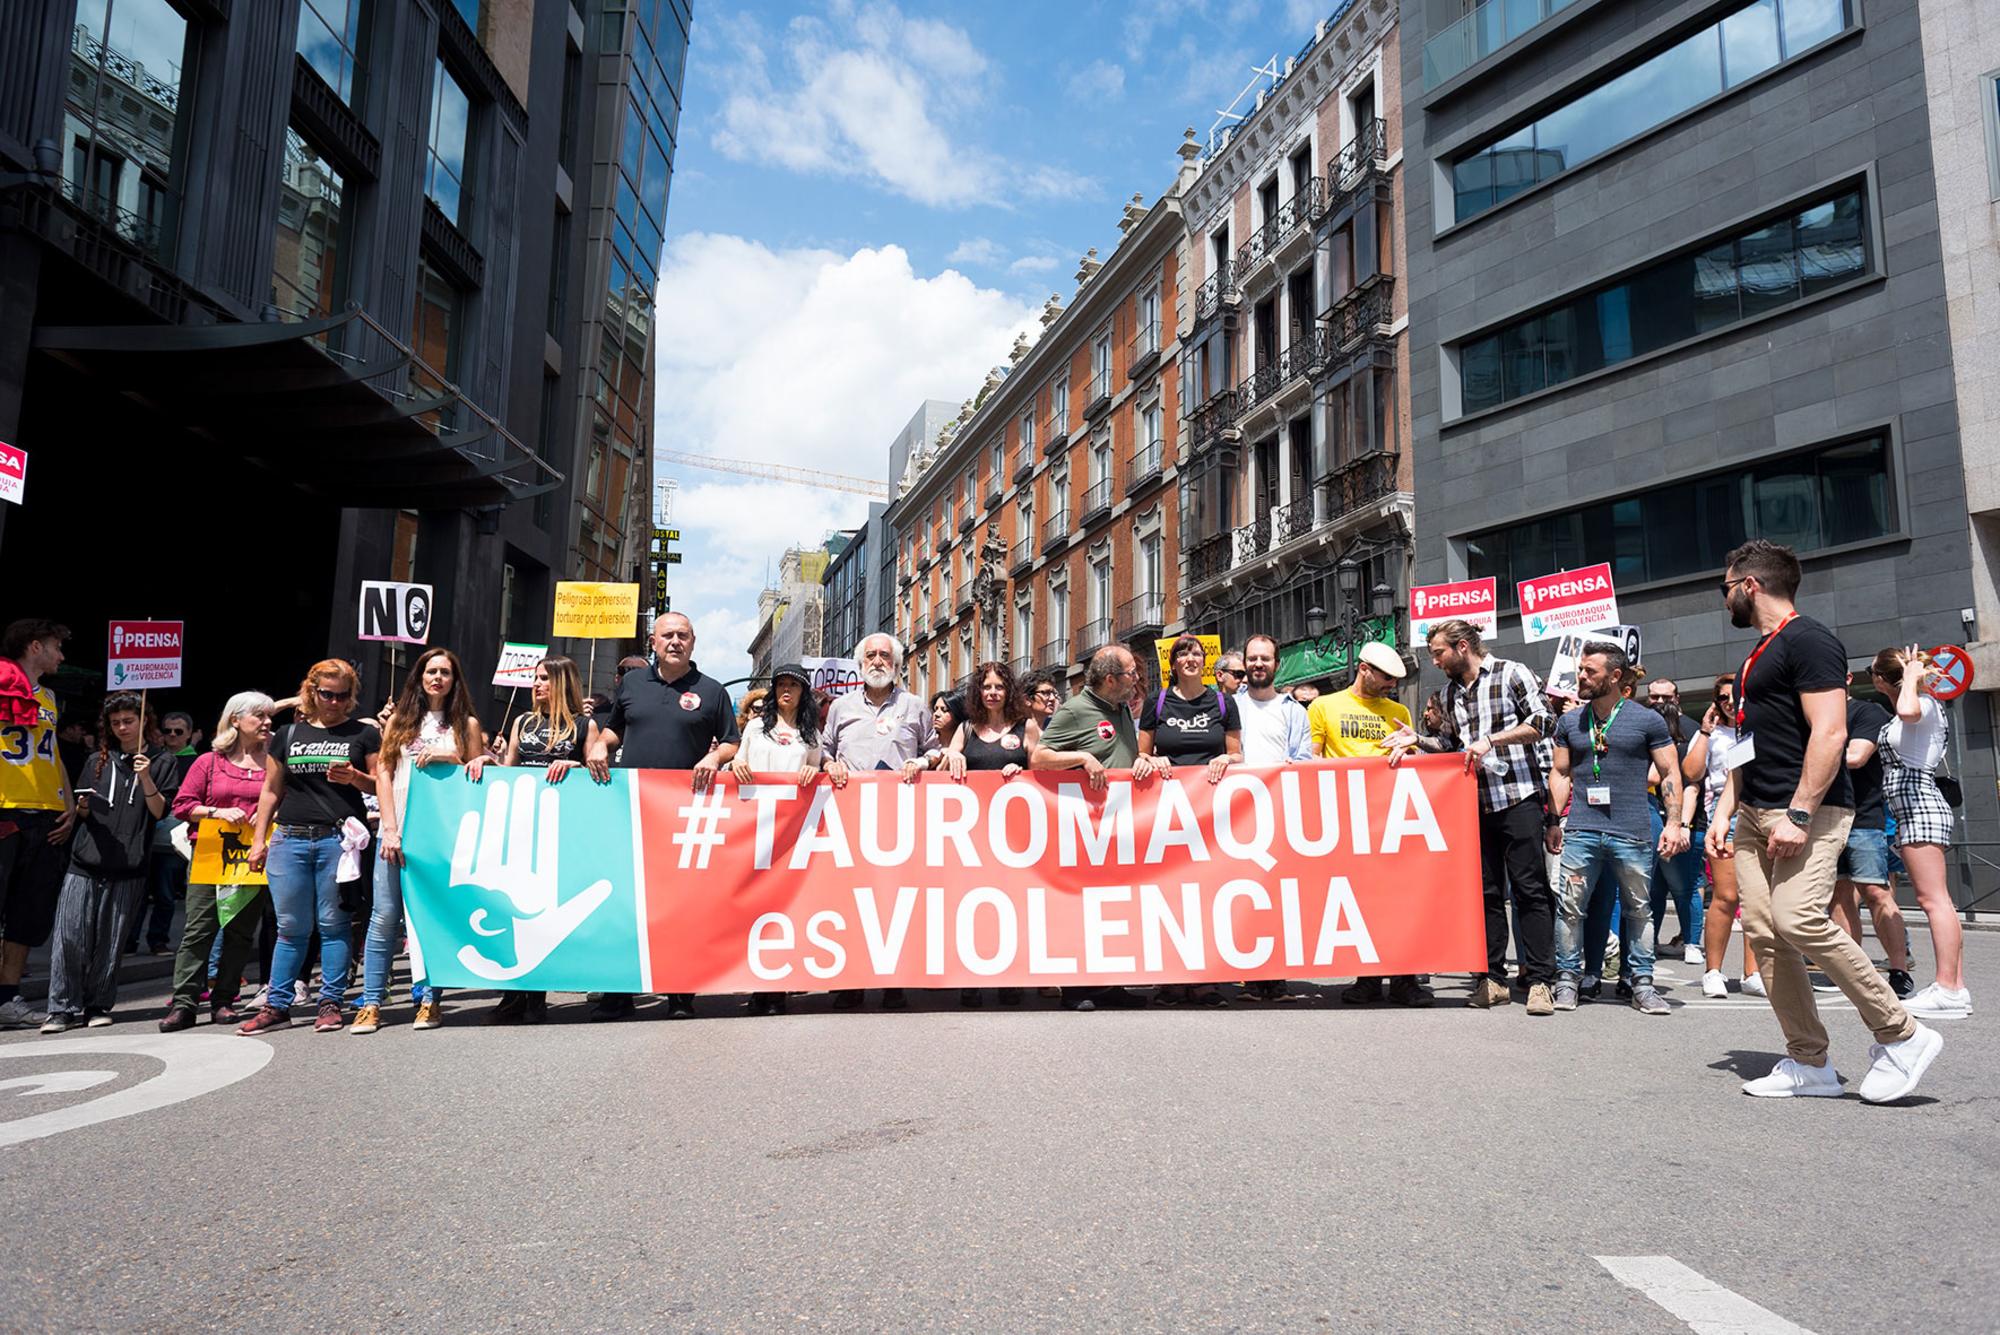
top-left (1587, 699), bottom-right (1624, 779)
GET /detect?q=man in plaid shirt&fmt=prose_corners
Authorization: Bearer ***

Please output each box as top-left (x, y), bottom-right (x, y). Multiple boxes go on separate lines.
top-left (1389, 618), bottom-right (1558, 1014)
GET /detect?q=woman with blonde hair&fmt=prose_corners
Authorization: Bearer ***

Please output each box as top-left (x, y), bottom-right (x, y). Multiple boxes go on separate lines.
top-left (158, 691), bottom-right (276, 1032)
top-left (354, 647), bottom-right (486, 1034)
top-left (1871, 646), bottom-right (1970, 1018)
top-left (476, 654), bottom-right (595, 1024)
top-left (244, 659), bottom-right (377, 1035)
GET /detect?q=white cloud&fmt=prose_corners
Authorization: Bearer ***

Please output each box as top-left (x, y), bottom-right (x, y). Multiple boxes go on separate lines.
top-left (1065, 59), bottom-right (1126, 102)
top-left (653, 233), bottom-right (1038, 683)
top-left (947, 237), bottom-right (1005, 266)
top-left (711, 3), bottom-right (1094, 209)
top-left (1008, 254), bottom-right (1060, 275)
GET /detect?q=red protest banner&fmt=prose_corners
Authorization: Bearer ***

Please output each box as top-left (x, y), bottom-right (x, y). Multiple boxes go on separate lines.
top-left (634, 757), bottom-right (1483, 992)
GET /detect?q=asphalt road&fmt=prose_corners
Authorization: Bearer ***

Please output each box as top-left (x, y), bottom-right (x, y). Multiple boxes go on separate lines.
top-left (3, 924), bottom-right (1994, 1334)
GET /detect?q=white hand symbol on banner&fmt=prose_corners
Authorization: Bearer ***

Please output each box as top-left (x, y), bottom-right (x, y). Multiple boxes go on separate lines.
top-left (450, 775), bottom-right (612, 981)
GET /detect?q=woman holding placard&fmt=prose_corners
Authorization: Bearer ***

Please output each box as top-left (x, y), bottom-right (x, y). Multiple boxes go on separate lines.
top-left (478, 654), bottom-right (595, 1025)
top-left (159, 691), bottom-right (276, 1032)
top-left (1872, 647), bottom-right (1971, 1019)
top-left (353, 647), bottom-right (485, 1035)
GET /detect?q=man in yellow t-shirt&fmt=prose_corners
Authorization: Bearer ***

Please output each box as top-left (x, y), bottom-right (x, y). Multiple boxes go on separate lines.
top-left (0, 619), bottom-right (76, 1029)
top-left (1308, 642), bottom-right (1432, 1008)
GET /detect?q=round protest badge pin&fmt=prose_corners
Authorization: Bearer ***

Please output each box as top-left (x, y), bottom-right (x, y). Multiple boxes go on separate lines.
top-left (678, 693), bottom-right (700, 711)
top-left (1000, 733), bottom-right (1021, 750)
top-left (774, 728), bottom-right (796, 745)
top-left (1096, 720), bottom-right (1115, 741)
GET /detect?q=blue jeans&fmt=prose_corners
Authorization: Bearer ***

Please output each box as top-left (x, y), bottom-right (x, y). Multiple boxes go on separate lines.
top-left (361, 854), bottom-right (433, 1007)
top-left (265, 831), bottom-right (351, 1011)
top-left (1649, 805), bottom-right (1703, 948)
top-left (1582, 862), bottom-right (1626, 980)
top-left (1556, 829), bottom-right (1655, 982)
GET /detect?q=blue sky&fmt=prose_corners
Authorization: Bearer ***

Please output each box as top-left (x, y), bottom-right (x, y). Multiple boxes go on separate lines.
top-left (653, 0), bottom-right (1336, 685)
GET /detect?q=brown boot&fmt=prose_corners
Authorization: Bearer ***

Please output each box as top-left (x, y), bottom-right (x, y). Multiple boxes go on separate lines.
top-left (1466, 977), bottom-right (1511, 1008)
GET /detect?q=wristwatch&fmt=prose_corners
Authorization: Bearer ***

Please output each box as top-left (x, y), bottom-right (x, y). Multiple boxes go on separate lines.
top-left (1785, 807), bottom-right (1812, 830)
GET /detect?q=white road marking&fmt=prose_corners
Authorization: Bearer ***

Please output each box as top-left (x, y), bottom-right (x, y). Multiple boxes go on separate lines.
top-left (1596, 1255), bottom-right (1817, 1334)
top-left (0, 1034), bottom-right (272, 1148)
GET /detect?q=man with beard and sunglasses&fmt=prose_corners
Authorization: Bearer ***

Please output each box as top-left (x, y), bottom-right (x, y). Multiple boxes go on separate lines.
top-left (1709, 539), bottom-right (1939, 1102)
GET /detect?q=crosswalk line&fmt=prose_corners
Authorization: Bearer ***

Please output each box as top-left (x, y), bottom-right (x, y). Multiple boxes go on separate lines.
top-left (1595, 1255), bottom-right (1817, 1334)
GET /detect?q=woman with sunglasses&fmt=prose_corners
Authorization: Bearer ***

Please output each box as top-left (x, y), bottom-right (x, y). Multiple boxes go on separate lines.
top-left (244, 660), bottom-right (377, 1034)
top-left (354, 647), bottom-right (486, 1035)
top-left (1871, 647), bottom-right (1970, 1018)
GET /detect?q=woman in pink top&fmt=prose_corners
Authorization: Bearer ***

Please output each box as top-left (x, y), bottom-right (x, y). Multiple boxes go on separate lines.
top-left (159, 691), bottom-right (276, 1032)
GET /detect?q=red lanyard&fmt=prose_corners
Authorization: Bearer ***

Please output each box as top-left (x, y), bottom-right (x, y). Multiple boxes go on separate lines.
top-left (1735, 612), bottom-right (1797, 729)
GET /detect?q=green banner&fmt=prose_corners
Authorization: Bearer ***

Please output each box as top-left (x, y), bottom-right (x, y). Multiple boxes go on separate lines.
top-left (1275, 615), bottom-right (1399, 688)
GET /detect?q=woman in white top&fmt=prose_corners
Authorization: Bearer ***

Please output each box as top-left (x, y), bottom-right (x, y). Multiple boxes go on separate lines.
top-left (356, 648), bottom-right (486, 1034)
top-left (731, 664), bottom-right (822, 784)
top-left (1684, 673), bottom-right (1763, 998)
top-left (731, 663), bottom-right (820, 1017)
top-left (1870, 646), bottom-right (1969, 1017)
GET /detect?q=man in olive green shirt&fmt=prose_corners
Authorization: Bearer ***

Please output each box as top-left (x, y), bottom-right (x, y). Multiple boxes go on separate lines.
top-left (1031, 645), bottom-right (1140, 783)
top-left (1030, 644), bottom-right (1143, 1010)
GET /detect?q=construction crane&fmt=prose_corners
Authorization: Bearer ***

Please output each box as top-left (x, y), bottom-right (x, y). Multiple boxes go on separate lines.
top-left (658, 449), bottom-right (889, 500)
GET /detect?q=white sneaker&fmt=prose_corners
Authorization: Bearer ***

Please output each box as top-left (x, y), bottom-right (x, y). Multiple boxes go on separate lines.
top-left (1902, 983), bottom-right (1973, 1019)
top-left (1858, 1023), bottom-right (1943, 1104)
top-left (1740, 973), bottom-right (1767, 998)
top-left (1702, 970), bottom-right (1728, 998)
top-left (0, 997), bottom-right (48, 1029)
top-left (1742, 1057), bottom-right (1843, 1098)
top-left (1681, 944), bottom-right (1700, 964)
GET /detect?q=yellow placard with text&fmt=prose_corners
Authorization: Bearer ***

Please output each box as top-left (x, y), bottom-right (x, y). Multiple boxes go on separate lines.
top-left (553, 581), bottom-right (640, 638)
top-left (191, 819), bottom-right (266, 887)
top-left (1155, 634), bottom-right (1223, 687)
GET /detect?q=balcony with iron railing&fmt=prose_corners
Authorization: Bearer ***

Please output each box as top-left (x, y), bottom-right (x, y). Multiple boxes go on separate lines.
top-left (1079, 477), bottom-right (1114, 527)
top-left (1320, 450), bottom-right (1402, 520)
top-left (1127, 439), bottom-right (1164, 495)
top-left (1128, 321), bottom-right (1162, 381)
top-left (1041, 510), bottom-right (1071, 554)
top-left (1073, 618), bottom-right (1114, 661)
top-left (1082, 367), bottom-right (1114, 422)
top-left (1013, 448), bottom-right (1036, 484)
top-left (1036, 637), bottom-right (1070, 670)
top-left (1044, 411), bottom-right (1071, 457)
top-left (1232, 513), bottom-right (1274, 565)
top-left (1323, 274), bottom-right (1398, 363)
top-left (956, 583), bottom-right (975, 613)
top-left (1317, 119), bottom-right (1391, 227)
top-left (1423, 0), bottom-right (1582, 89)
top-left (1116, 593), bottom-right (1167, 639)
top-left (932, 598), bottom-right (951, 631)
top-left (1271, 491), bottom-right (1316, 546)
top-left (1193, 261), bottom-right (1238, 326)
top-left (1239, 329), bottom-right (1329, 417)
top-left (1188, 533), bottom-right (1233, 586)
top-left (1010, 536), bottom-right (1036, 574)
top-left (985, 477), bottom-right (1004, 507)
top-left (1237, 177), bottom-right (1324, 287)
top-left (1187, 388), bottom-right (1242, 455)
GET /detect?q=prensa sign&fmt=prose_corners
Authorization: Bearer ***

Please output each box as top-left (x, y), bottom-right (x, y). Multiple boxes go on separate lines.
top-left (108, 620), bottom-right (184, 689)
top-left (1516, 564), bottom-right (1619, 643)
top-left (1408, 578), bottom-right (1498, 647)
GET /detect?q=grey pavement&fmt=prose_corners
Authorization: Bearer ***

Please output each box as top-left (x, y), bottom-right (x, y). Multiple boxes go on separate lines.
top-left (1, 922), bottom-right (1994, 1333)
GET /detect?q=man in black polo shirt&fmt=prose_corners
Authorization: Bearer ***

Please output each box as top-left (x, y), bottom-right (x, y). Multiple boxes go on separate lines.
top-left (587, 611), bottom-right (738, 1020)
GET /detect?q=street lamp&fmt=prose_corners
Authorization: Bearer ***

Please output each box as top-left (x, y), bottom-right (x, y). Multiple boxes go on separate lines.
top-left (1304, 604), bottom-right (1327, 638)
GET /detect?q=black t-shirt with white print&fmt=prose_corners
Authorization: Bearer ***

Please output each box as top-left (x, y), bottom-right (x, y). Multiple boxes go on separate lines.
top-left (271, 719), bottom-right (379, 825)
top-left (1140, 686), bottom-right (1239, 766)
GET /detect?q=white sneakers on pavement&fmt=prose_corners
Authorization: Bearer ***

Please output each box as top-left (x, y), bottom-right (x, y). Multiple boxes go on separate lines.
top-left (1743, 1058), bottom-right (1843, 1098)
top-left (1683, 943), bottom-right (1703, 964)
top-left (1701, 970), bottom-right (1728, 998)
top-left (1857, 1024), bottom-right (1944, 1104)
top-left (0, 997), bottom-right (47, 1029)
top-left (1740, 974), bottom-right (1767, 998)
top-left (1902, 983), bottom-right (1973, 1019)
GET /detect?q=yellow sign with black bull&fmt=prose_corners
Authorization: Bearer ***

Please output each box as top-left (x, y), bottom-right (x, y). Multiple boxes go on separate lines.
top-left (191, 819), bottom-right (266, 887)
top-left (1154, 634), bottom-right (1223, 687)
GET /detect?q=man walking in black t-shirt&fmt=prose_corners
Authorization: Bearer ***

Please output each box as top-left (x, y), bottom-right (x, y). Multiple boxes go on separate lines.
top-left (586, 611), bottom-right (738, 1021)
top-left (1708, 540), bottom-right (1939, 1102)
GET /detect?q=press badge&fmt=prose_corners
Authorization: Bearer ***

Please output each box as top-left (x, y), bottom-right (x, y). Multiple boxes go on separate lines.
top-left (1585, 785), bottom-right (1612, 807)
top-left (1724, 734), bottom-right (1756, 770)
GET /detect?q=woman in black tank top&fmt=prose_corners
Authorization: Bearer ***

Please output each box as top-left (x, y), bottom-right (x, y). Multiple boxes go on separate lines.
top-left (943, 661), bottom-right (1041, 1008)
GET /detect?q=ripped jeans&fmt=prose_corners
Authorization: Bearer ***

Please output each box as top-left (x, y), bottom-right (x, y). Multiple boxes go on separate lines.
top-left (1556, 829), bottom-right (1655, 983)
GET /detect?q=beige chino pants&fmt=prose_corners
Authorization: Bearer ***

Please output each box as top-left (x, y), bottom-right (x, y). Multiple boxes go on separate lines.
top-left (1734, 805), bottom-right (1915, 1065)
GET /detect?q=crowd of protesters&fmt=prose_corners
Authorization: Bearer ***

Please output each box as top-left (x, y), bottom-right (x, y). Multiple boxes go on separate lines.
top-left (0, 538), bottom-right (1966, 1101)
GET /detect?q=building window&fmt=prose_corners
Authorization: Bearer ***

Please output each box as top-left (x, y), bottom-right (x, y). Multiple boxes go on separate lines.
top-left (1138, 532), bottom-right (1162, 598)
top-left (1465, 435), bottom-right (1893, 607)
top-left (1015, 596), bottom-right (1033, 662)
top-left (1449, 0), bottom-right (1852, 223)
top-left (1984, 67), bottom-right (2000, 201)
top-left (1054, 378), bottom-right (1069, 427)
top-left (271, 126), bottom-right (349, 318)
top-left (426, 57), bottom-right (472, 225)
top-left (296, 0), bottom-right (367, 103)
top-left (1020, 411), bottom-right (1036, 461)
top-left (412, 254), bottom-right (463, 424)
top-left (1456, 185), bottom-right (1867, 415)
top-left (66, 0), bottom-right (193, 260)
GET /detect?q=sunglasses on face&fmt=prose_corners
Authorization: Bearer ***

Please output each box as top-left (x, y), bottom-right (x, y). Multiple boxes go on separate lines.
top-left (316, 688), bottom-right (352, 702)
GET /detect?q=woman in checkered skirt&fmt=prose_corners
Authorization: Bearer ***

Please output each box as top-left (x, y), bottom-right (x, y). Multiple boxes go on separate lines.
top-left (1870, 646), bottom-right (1970, 1019)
